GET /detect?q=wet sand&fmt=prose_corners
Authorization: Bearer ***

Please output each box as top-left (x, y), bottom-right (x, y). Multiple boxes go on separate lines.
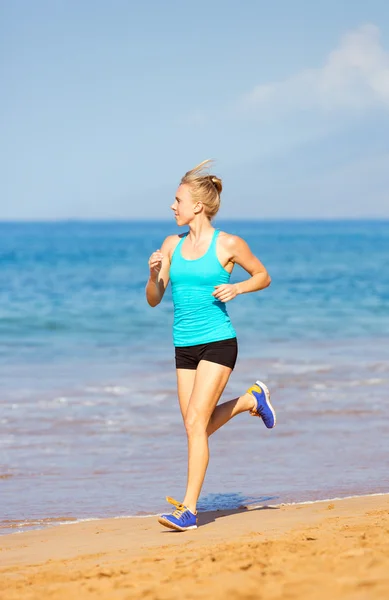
top-left (1, 494), bottom-right (388, 599)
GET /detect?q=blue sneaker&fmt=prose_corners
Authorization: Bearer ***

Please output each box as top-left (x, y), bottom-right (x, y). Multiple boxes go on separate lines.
top-left (158, 497), bottom-right (197, 531)
top-left (247, 380), bottom-right (276, 428)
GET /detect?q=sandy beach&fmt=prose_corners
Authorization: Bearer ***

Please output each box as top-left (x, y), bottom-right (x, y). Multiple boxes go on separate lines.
top-left (1, 494), bottom-right (388, 599)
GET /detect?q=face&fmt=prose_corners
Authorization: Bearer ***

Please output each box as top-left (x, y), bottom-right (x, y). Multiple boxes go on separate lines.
top-left (170, 184), bottom-right (201, 226)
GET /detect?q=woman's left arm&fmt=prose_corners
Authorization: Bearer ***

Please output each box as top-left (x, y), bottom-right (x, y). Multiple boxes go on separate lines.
top-left (212, 235), bottom-right (271, 303)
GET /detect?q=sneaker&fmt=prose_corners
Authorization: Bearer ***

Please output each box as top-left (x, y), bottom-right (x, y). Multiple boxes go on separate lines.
top-left (158, 496), bottom-right (197, 531)
top-left (247, 380), bottom-right (276, 428)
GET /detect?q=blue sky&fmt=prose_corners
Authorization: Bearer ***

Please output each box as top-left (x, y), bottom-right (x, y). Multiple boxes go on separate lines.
top-left (1, 0), bottom-right (389, 219)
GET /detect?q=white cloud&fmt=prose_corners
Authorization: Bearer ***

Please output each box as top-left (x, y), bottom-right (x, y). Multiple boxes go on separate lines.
top-left (242, 24), bottom-right (389, 115)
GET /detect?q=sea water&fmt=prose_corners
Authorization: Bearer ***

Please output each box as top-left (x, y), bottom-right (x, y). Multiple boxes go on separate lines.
top-left (1, 220), bottom-right (388, 533)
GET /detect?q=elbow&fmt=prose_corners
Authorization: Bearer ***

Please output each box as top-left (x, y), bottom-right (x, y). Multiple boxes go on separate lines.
top-left (146, 296), bottom-right (160, 308)
top-left (264, 272), bottom-right (271, 288)
top-left (145, 289), bottom-right (159, 307)
top-left (145, 282), bottom-right (162, 307)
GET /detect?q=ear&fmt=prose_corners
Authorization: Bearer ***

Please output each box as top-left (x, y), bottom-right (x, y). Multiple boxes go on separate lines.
top-left (193, 201), bottom-right (203, 214)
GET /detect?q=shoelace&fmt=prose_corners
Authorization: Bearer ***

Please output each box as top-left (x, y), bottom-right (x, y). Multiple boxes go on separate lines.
top-left (255, 404), bottom-right (265, 416)
top-left (249, 386), bottom-right (265, 417)
top-left (166, 496), bottom-right (193, 519)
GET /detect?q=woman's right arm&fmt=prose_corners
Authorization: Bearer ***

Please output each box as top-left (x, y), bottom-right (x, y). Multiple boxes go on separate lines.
top-left (146, 236), bottom-right (176, 307)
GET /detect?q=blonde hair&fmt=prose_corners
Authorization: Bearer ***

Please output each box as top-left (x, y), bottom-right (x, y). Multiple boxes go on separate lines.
top-left (180, 160), bottom-right (222, 220)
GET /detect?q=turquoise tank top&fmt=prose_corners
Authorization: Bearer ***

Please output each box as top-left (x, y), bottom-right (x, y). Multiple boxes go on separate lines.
top-left (170, 229), bottom-right (237, 347)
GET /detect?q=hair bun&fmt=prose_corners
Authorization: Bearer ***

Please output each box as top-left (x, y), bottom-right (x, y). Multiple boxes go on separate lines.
top-left (211, 176), bottom-right (222, 194)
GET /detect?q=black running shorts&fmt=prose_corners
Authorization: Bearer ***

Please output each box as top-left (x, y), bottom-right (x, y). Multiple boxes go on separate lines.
top-left (175, 337), bottom-right (238, 371)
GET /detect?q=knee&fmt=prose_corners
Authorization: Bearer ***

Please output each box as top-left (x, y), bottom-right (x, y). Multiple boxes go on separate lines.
top-left (184, 410), bottom-right (207, 438)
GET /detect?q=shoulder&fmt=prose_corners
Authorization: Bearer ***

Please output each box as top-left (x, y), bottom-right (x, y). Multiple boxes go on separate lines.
top-left (217, 231), bottom-right (248, 255)
top-left (161, 233), bottom-right (181, 248)
top-left (161, 233), bottom-right (183, 260)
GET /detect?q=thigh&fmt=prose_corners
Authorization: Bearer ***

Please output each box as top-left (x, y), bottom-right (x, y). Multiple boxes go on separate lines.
top-left (201, 337), bottom-right (238, 370)
top-left (186, 360), bottom-right (232, 427)
top-left (176, 369), bottom-right (197, 421)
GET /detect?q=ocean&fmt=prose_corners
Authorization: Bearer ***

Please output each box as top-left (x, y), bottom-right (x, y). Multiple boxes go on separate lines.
top-left (1, 220), bottom-right (388, 534)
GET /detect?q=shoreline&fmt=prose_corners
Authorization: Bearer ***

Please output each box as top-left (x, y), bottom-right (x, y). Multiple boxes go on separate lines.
top-left (2, 490), bottom-right (389, 537)
top-left (1, 493), bottom-right (388, 599)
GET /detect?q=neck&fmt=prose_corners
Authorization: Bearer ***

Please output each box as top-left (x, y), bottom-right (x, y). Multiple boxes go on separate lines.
top-left (187, 217), bottom-right (214, 243)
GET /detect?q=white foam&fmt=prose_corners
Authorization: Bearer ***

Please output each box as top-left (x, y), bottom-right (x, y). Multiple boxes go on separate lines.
top-left (271, 363), bottom-right (331, 374)
top-left (6, 491), bottom-right (388, 535)
top-left (342, 378), bottom-right (386, 388)
top-left (103, 386), bottom-right (129, 395)
top-left (250, 491), bottom-right (389, 509)
top-left (83, 385), bottom-right (130, 396)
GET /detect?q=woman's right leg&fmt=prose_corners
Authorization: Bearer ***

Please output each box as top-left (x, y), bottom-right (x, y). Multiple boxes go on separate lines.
top-left (176, 368), bottom-right (197, 420)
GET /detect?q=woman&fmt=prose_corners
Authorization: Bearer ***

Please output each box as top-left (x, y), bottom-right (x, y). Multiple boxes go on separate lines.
top-left (146, 160), bottom-right (275, 531)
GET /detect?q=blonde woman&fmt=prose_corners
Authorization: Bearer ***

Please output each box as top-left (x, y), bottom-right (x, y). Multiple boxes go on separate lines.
top-left (146, 161), bottom-right (275, 531)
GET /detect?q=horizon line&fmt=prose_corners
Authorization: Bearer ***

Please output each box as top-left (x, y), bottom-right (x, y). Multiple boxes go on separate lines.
top-left (0, 217), bottom-right (389, 224)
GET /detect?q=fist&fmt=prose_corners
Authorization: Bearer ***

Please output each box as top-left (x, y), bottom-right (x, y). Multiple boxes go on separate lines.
top-left (212, 284), bottom-right (238, 303)
top-left (149, 250), bottom-right (163, 280)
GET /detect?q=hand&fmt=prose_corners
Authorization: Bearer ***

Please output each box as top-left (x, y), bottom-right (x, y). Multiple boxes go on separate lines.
top-left (212, 283), bottom-right (238, 303)
top-left (148, 250), bottom-right (163, 281)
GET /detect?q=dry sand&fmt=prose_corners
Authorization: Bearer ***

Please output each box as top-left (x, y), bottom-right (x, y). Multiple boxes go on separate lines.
top-left (1, 494), bottom-right (388, 599)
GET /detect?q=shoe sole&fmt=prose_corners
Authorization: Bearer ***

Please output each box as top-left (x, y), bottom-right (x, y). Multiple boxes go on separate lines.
top-left (255, 380), bottom-right (276, 428)
top-left (158, 517), bottom-right (197, 531)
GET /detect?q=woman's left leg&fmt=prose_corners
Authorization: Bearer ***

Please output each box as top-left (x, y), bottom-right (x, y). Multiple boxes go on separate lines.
top-left (206, 392), bottom-right (255, 436)
top-left (182, 359), bottom-right (232, 513)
